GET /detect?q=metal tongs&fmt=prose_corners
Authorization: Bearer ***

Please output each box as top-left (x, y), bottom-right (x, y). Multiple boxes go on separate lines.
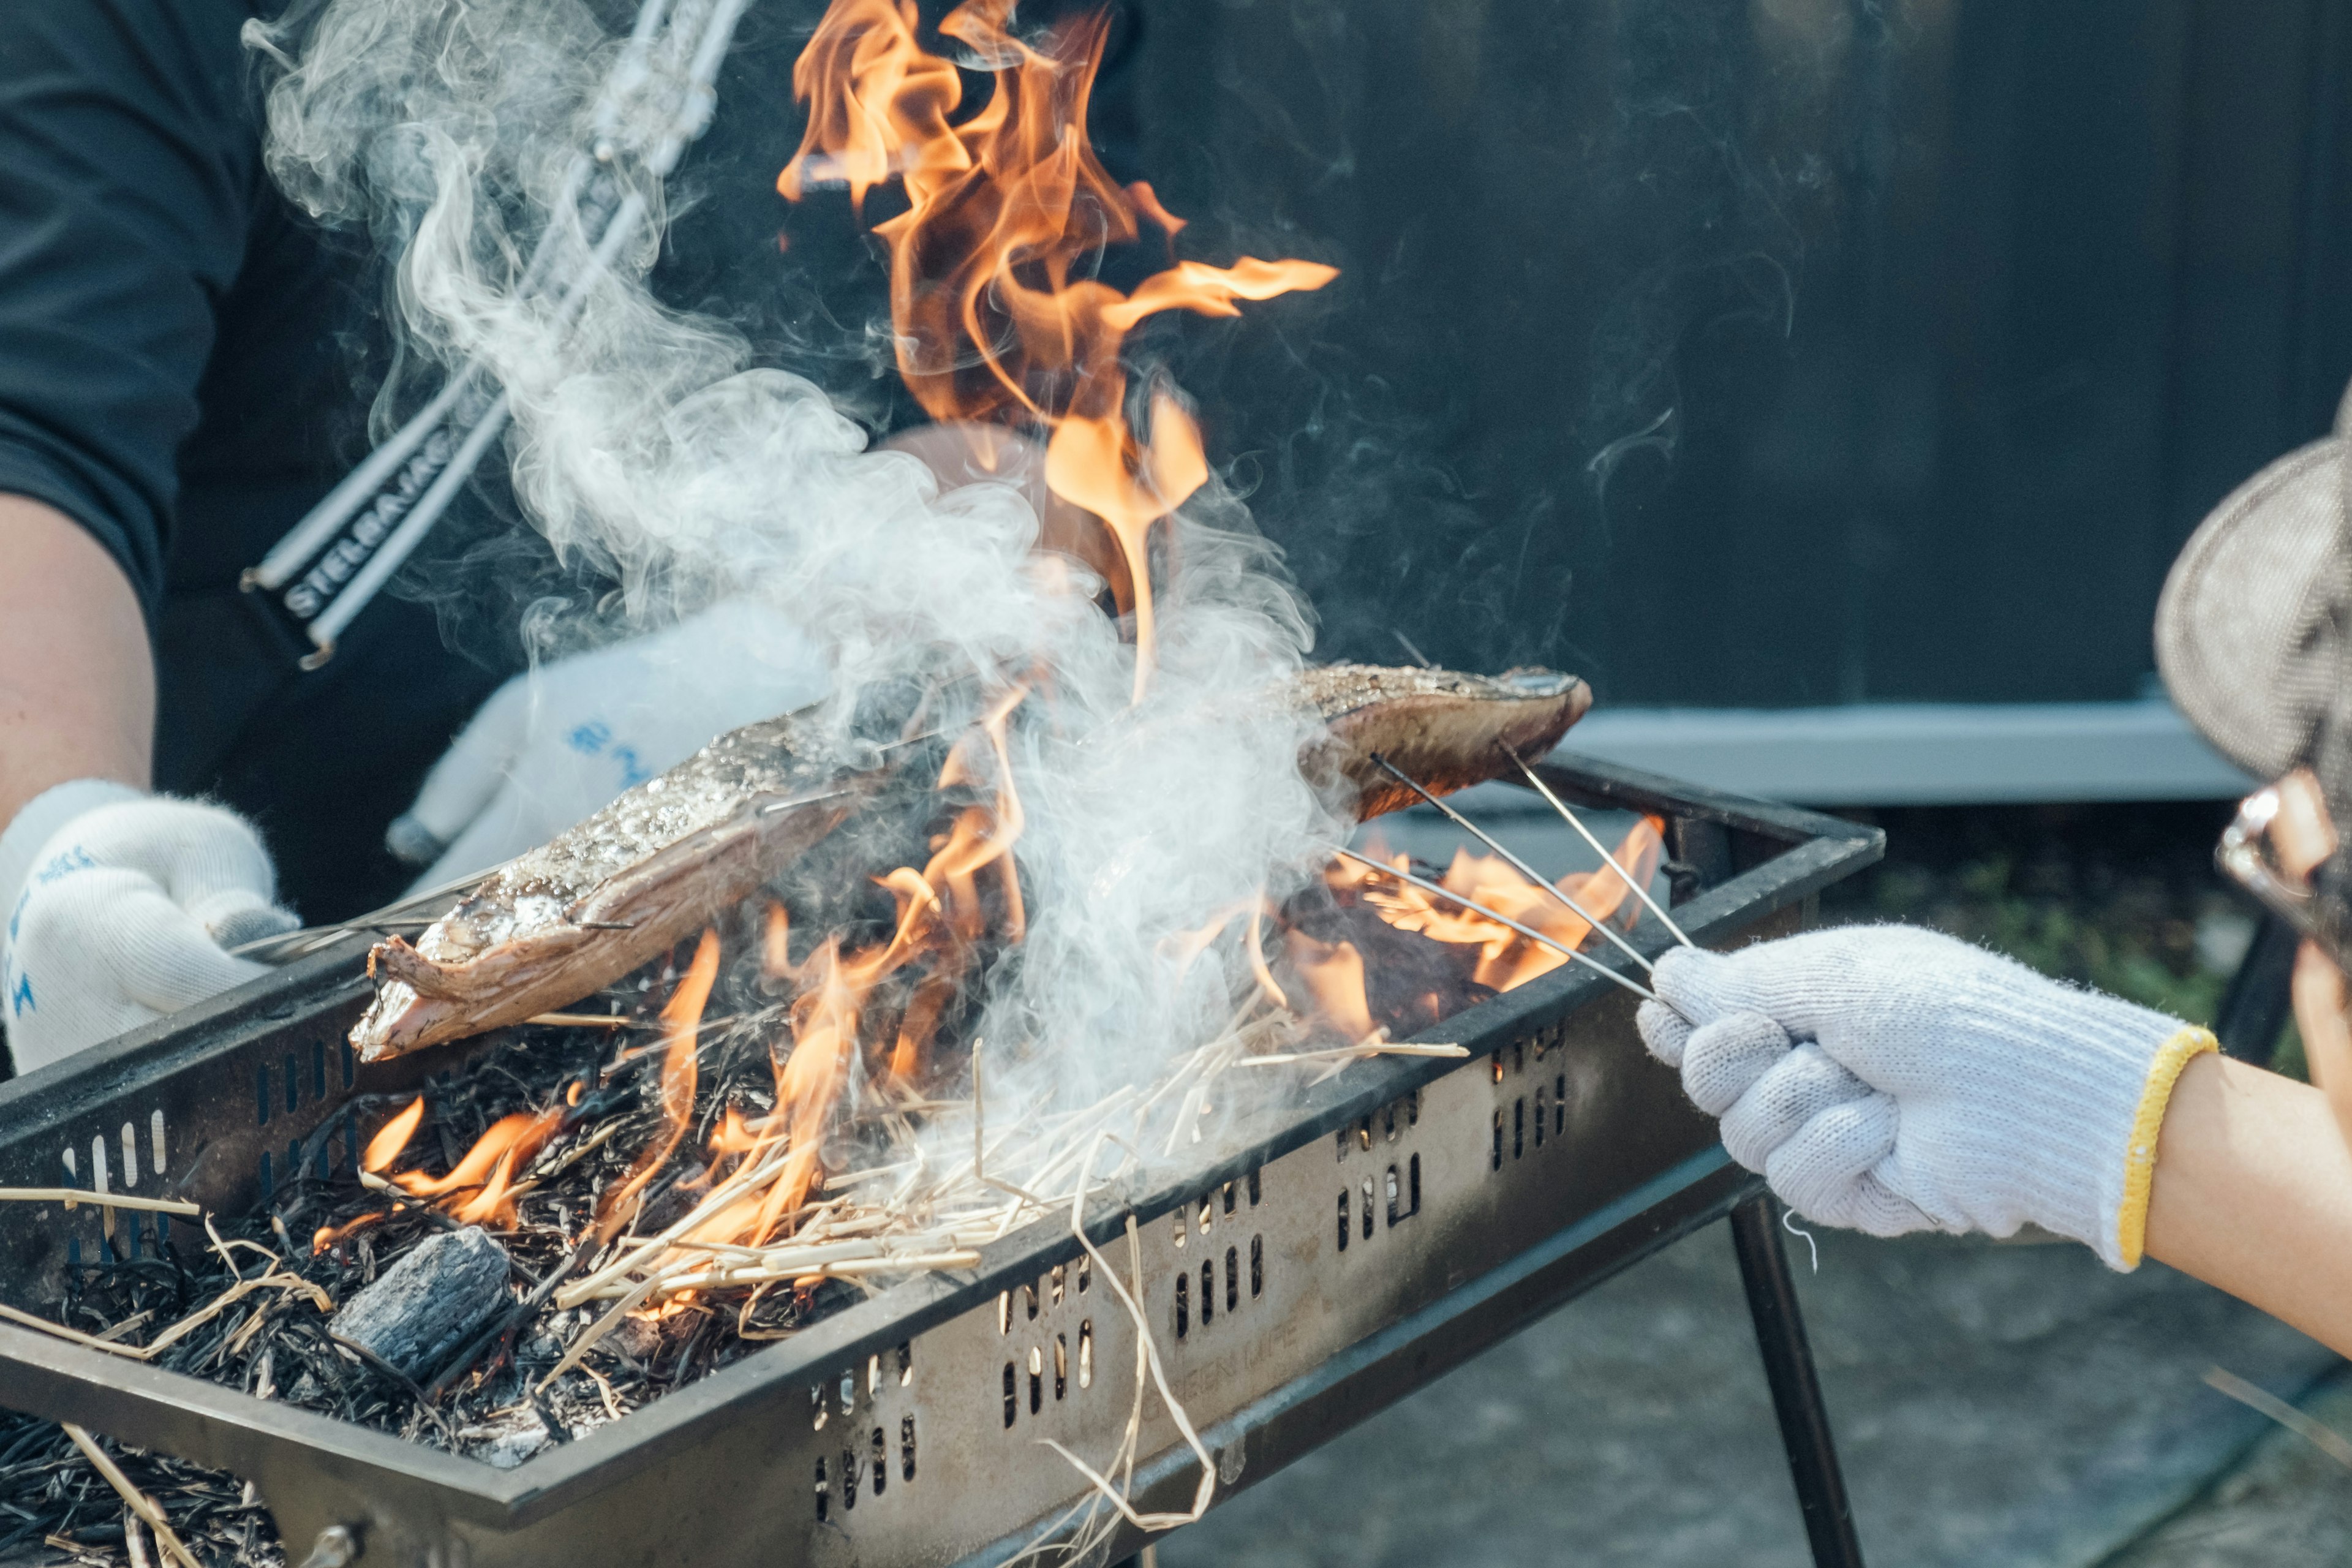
top-left (239, 0), bottom-right (754, 670)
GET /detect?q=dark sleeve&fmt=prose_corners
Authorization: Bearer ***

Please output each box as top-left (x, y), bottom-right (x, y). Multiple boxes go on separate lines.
top-left (0, 0), bottom-right (260, 619)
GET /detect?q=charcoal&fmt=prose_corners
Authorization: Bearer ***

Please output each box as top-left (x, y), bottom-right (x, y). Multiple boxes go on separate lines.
top-left (329, 1228), bottom-right (511, 1380)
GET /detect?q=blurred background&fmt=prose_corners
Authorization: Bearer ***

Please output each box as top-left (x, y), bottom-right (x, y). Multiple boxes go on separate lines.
top-left (755, 0), bottom-right (2352, 802)
top-left (1118, 0), bottom-right (2352, 802)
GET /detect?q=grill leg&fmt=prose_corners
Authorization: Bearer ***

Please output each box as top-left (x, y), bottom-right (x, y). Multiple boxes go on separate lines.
top-left (1730, 1192), bottom-right (1866, 1568)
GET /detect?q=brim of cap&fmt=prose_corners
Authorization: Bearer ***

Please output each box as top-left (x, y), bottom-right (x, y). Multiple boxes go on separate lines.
top-left (2155, 432), bottom-right (2341, 780)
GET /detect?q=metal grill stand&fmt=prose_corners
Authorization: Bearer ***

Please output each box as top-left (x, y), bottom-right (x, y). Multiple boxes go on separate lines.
top-left (0, 755), bottom-right (1881, 1568)
top-left (1733, 1192), bottom-right (1867, 1568)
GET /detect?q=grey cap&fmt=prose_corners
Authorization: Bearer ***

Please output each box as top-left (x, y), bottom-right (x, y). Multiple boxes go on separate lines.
top-left (2156, 380), bottom-right (2352, 792)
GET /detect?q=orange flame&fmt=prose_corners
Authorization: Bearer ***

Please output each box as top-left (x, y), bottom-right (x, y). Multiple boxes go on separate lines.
top-left (362, 1097), bottom-right (426, 1174)
top-left (761, 900), bottom-right (795, 986)
top-left (1283, 930), bottom-right (1374, 1040)
top-left (1322, 817), bottom-right (1668, 1015)
top-left (595, 928), bottom-right (724, 1237)
top-left (311, 1210), bottom-right (385, 1254)
top-left (780, 0), bottom-right (1336, 699)
top-left (766, 939), bottom-right (859, 1229)
top-left (710, 1104), bottom-right (761, 1158)
top-left (395, 1110), bottom-right (560, 1196)
top-left (651, 690), bottom-right (1039, 1257)
top-left (358, 1090), bottom-right (565, 1233)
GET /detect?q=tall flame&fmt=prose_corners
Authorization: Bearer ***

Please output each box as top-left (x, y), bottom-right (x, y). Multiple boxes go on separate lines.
top-left (780, 0), bottom-right (1336, 699)
top-left (595, 927), bottom-right (724, 1237)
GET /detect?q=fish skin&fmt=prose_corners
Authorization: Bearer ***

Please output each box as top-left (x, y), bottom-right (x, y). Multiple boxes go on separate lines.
top-left (1299, 663), bottom-right (1591, 819)
top-left (352, 715), bottom-right (864, 1061)
top-left (350, 663), bottom-right (1588, 1060)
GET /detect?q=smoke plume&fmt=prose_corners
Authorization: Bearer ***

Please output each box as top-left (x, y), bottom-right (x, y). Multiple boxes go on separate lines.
top-left (248, 0), bottom-right (1345, 1120)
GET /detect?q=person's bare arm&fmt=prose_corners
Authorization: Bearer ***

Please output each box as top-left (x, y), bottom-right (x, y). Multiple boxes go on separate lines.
top-left (0, 494), bottom-right (153, 825)
top-left (2144, 1050), bottom-right (2352, 1357)
top-left (2143, 767), bottom-right (2352, 1356)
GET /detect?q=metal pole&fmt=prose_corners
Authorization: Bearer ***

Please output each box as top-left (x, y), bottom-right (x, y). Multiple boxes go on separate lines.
top-left (1728, 1191), bottom-right (1866, 1568)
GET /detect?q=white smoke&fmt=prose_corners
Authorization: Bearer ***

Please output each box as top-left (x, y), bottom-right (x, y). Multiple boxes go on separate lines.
top-left (251, 0), bottom-right (1345, 1119)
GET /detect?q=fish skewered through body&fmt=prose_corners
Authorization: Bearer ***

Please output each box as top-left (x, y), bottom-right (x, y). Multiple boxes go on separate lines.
top-left (1300, 664), bottom-right (1591, 820)
top-left (349, 663), bottom-right (1589, 1061)
top-left (352, 715), bottom-right (865, 1061)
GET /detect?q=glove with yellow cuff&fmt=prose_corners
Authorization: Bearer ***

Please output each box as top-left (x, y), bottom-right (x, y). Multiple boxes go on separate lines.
top-left (1636, 925), bottom-right (2217, 1270)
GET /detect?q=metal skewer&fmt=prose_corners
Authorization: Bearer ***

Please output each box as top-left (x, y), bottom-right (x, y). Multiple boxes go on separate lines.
top-left (1330, 846), bottom-right (1683, 1019)
top-left (1368, 753), bottom-right (1657, 975)
top-left (1498, 741), bottom-right (1694, 948)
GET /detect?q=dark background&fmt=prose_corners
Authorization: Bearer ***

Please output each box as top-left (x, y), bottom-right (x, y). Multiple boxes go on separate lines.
top-left (686, 1), bottom-right (2352, 711)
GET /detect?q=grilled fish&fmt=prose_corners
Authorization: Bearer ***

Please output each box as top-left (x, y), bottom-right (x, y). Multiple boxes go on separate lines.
top-left (349, 662), bottom-right (1588, 1061)
top-left (1300, 663), bottom-right (1591, 819)
top-left (351, 715), bottom-right (866, 1061)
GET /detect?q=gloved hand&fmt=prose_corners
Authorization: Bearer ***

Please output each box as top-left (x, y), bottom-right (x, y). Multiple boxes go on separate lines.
top-left (387, 599), bottom-right (827, 889)
top-left (1, 782), bottom-right (298, 1074)
top-left (1636, 926), bottom-right (2217, 1270)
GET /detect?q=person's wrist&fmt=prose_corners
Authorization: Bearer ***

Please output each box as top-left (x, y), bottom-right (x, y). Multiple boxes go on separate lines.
top-left (0, 779), bottom-right (146, 968)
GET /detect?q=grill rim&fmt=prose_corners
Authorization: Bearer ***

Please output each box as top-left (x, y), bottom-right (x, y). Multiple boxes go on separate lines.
top-left (0, 755), bottom-right (1880, 1532)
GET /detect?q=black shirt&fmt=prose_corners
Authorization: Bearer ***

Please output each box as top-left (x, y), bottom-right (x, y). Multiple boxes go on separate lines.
top-left (0, 0), bottom-right (505, 920)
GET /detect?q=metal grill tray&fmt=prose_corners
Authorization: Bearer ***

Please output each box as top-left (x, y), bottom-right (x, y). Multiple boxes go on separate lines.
top-left (0, 757), bottom-right (1879, 1568)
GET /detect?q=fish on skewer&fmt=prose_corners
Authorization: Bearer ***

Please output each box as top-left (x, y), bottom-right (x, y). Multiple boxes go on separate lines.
top-left (352, 714), bottom-right (870, 1061)
top-left (1298, 663), bottom-right (1591, 819)
top-left (349, 663), bottom-right (1589, 1061)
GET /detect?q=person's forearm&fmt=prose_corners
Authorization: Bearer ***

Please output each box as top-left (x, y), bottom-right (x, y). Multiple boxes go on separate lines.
top-left (0, 494), bottom-right (153, 826)
top-left (2145, 1050), bottom-right (2352, 1357)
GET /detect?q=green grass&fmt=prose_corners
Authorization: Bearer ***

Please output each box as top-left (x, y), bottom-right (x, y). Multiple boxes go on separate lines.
top-left (1815, 804), bottom-right (2251, 1033)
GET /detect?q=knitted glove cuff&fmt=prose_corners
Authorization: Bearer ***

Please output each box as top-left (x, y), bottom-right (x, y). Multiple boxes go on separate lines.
top-left (1936, 968), bottom-right (2201, 1270)
top-left (2114, 1025), bottom-right (2220, 1267)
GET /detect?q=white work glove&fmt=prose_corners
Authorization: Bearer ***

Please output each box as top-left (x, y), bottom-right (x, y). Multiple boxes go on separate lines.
top-left (387, 599), bottom-right (828, 889)
top-left (1, 782), bottom-right (298, 1074)
top-left (1636, 926), bottom-right (2217, 1270)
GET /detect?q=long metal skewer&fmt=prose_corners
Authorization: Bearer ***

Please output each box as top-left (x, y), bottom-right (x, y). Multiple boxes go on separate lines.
top-left (1331, 846), bottom-right (1684, 1019)
top-left (1368, 753), bottom-right (1657, 975)
top-left (1498, 741), bottom-right (1694, 948)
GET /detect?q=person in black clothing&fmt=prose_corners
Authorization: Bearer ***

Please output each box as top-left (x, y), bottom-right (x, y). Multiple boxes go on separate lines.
top-left (0, 0), bottom-right (841, 1072)
top-left (0, 0), bottom-right (1147, 1075)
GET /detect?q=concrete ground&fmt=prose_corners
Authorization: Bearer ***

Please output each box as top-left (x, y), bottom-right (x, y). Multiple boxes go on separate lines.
top-left (1157, 1222), bottom-right (2339, 1568)
top-left (2104, 1368), bottom-right (2352, 1566)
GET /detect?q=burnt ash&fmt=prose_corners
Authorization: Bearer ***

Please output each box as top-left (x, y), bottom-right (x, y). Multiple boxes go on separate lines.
top-left (0, 1414), bottom-right (279, 1566)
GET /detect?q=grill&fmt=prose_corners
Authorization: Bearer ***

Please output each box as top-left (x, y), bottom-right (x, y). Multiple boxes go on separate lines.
top-left (0, 755), bottom-right (1880, 1568)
